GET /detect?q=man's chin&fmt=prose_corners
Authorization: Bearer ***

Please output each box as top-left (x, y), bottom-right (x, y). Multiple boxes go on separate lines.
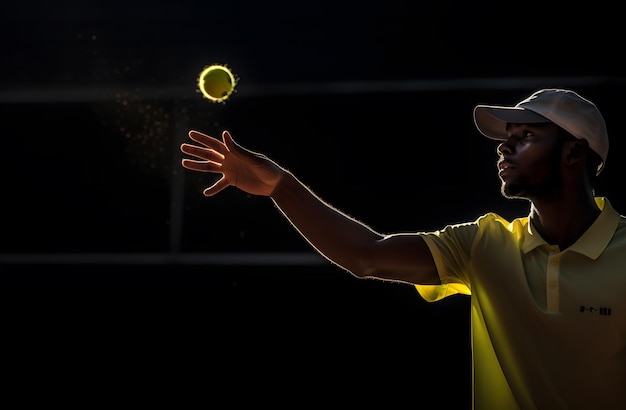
top-left (501, 183), bottom-right (524, 200)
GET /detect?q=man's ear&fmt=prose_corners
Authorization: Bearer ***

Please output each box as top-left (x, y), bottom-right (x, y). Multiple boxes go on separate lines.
top-left (565, 138), bottom-right (589, 166)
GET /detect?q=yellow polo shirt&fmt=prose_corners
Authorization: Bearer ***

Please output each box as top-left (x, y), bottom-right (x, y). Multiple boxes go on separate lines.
top-left (416, 197), bottom-right (626, 409)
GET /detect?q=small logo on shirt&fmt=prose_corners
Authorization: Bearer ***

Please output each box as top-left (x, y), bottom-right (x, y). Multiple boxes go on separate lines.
top-left (579, 305), bottom-right (612, 316)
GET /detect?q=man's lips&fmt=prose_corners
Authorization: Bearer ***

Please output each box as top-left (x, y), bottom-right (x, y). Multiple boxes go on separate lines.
top-left (497, 160), bottom-right (515, 176)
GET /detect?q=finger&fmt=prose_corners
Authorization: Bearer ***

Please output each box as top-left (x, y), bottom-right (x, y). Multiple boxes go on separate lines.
top-left (188, 130), bottom-right (229, 156)
top-left (203, 178), bottom-right (230, 196)
top-left (181, 158), bottom-right (223, 173)
top-left (180, 143), bottom-right (225, 162)
top-left (188, 129), bottom-right (214, 143)
top-left (222, 130), bottom-right (259, 157)
top-left (222, 130), bottom-right (242, 155)
top-left (222, 130), bottom-right (234, 147)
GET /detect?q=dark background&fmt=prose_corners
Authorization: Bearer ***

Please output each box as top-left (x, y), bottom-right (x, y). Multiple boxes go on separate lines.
top-left (2, 1), bottom-right (625, 407)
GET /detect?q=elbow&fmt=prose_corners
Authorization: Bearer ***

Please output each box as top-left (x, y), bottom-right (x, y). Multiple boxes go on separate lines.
top-left (345, 248), bottom-right (380, 279)
top-left (320, 248), bottom-right (375, 279)
top-left (340, 237), bottom-right (389, 279)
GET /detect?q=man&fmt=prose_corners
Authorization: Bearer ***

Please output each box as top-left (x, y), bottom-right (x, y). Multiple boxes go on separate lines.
top-left (180, 88), bottom-right (626, 409)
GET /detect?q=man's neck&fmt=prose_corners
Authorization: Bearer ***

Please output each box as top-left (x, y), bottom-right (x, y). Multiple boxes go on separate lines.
top-left (529, 195), bottom-right (601, 250)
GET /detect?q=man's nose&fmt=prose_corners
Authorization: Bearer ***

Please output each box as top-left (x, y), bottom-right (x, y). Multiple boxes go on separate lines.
top-left (497, 136), bottom-right (515, 155)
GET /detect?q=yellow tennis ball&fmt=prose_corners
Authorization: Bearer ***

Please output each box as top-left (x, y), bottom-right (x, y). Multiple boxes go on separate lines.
top-left (197, 64), bottom-right (236, 103)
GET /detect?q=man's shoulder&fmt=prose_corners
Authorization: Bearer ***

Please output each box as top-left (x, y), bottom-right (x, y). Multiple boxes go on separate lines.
top-left (476, 212), bottom-right (528, 233)
top-left (435, 212), bottom-right (530, 246)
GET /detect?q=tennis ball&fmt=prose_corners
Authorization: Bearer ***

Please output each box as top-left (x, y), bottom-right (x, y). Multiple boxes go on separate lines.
top-left (197, 64), bottom-right (236, 103)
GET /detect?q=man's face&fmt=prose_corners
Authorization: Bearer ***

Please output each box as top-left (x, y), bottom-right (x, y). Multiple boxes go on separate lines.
top-left (496, 122), bottom-right (568, 200)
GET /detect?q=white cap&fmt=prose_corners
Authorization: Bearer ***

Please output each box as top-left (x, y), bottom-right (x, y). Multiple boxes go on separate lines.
top-left (473, 88), bottom-right (609, 174)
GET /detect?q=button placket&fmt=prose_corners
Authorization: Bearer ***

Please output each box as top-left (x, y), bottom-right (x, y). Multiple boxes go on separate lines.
top-left (546, 251), bottom-right (560, 312)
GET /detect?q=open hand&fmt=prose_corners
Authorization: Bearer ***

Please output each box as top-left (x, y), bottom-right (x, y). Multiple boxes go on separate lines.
top-left (180, 130), bottom-right (284, 197)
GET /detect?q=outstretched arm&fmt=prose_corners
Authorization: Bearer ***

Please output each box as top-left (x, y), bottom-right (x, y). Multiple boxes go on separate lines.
top-left (180, 130), bottom-right (440, 285)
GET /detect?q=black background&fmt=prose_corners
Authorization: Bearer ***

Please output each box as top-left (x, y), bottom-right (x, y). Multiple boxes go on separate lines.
top-left (2, 1), bottom-right (625, 407)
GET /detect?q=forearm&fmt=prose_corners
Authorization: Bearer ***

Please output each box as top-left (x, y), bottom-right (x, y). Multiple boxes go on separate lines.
top-left (270, 170), bottom-right (382, 277)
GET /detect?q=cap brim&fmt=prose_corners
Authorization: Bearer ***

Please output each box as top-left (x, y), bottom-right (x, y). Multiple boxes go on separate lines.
top-left (473, 106), bottom-right (550, 141)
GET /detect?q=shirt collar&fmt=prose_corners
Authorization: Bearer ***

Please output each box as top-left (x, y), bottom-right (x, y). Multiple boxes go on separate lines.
top-left (522, 197), bottom-right (621, 259)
